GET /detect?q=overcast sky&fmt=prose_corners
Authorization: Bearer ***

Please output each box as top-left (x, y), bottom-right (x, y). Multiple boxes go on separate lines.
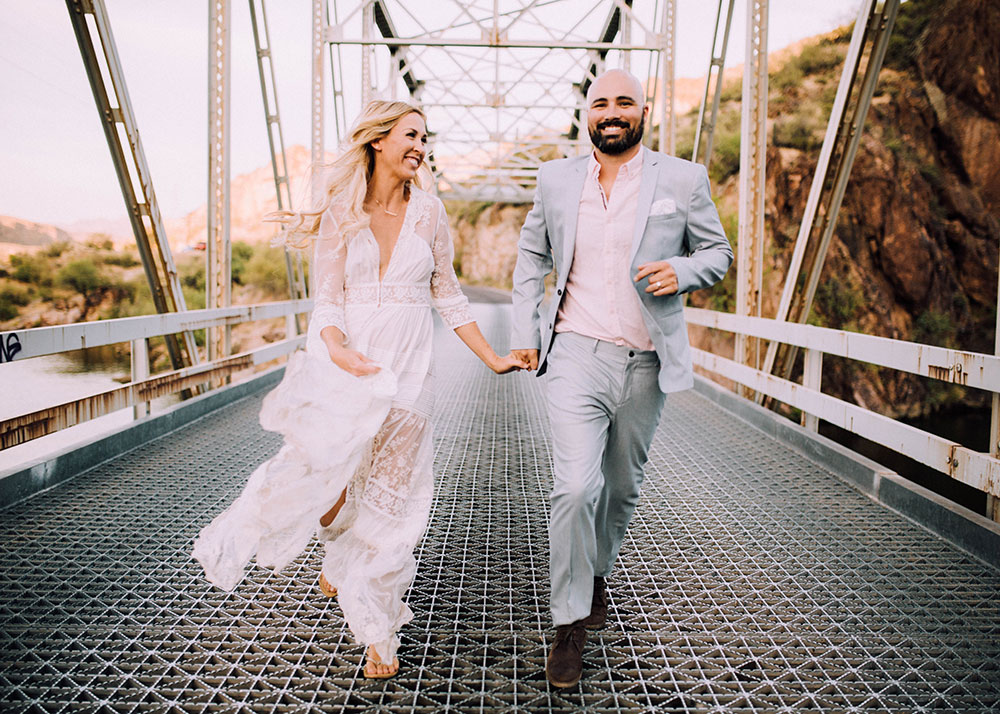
top-left (1, 1), bottom-right (860, 227)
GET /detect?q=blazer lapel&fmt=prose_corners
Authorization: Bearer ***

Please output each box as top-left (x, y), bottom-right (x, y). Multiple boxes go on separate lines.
top-left (630, 146), bottom-right (661, 263)
top-left (559, 156), bottom-right (588, 278)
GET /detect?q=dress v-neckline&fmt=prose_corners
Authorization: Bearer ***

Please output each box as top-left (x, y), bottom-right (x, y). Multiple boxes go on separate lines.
top-left (370, 198), bottom-right (411, 282)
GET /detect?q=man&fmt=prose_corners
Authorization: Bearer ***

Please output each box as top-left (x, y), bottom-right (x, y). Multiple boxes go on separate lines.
top-left (510, 69), bottom-right (733, 688)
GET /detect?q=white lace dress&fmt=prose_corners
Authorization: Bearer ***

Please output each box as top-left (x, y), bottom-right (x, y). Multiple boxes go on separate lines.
top-left (193, 188), bottom-right (473, 663)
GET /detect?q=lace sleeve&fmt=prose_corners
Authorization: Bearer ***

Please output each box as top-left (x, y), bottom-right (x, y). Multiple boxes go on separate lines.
top-left (429, 198), bottom-right (474, 329)
top-left (311, 209), bottom-right (347, 336)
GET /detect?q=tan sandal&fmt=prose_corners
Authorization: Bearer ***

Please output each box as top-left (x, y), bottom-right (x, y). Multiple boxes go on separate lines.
top-left (363, 645), bottom-right (399, 679)
top-left (318, 571), bottom-right (337, 597)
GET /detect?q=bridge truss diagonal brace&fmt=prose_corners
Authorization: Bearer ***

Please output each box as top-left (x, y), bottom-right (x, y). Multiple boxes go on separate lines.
top-left (65, 0), bottom-right (199, 371)
top-left (248, 0), bottom-right (309, 326)
top-left (761, 0), bottom-right (901, 387)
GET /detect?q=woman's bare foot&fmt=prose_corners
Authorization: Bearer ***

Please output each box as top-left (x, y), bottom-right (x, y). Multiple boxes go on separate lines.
top-left (319, 488), bottom-right (348, 528)
top-left (364, 645), bottom-right (399, 679)
top-left (318, 571), bottom-right (337, 597)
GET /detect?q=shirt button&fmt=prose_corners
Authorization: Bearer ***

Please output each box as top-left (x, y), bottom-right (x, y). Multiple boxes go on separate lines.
top-left (628, 351), bottom-right (635, 357)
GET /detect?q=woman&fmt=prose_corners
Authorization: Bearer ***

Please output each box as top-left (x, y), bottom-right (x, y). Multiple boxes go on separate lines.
top-left (193, 100), bottom-right (525, 678)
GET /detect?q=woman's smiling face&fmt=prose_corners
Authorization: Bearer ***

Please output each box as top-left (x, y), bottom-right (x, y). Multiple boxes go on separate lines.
top-left (372, 112), bottom-right (428, 181)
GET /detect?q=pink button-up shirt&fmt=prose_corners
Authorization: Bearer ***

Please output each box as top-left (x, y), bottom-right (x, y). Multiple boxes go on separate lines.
top-left (554, 151), bottom-right (654, 351)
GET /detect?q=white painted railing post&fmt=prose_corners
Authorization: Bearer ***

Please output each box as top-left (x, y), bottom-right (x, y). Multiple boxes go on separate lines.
top-left (131, 338), bottom-right (150, 419)
top-left (286, 312), bottom-right (297, 362)
top-left (801, 347), bottom-right (822, 432)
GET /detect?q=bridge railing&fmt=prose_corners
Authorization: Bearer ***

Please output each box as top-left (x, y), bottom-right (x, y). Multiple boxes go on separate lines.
top-left (686, 307), bottom-right (1000, 509)
top-left (0, 300), bottom-right (312, 450)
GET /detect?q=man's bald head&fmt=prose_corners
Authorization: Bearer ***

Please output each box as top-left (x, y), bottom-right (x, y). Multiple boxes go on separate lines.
top-left (586, 69), bottom-right (646, 106)
top-left (586, 69), bottom-right (648, 157)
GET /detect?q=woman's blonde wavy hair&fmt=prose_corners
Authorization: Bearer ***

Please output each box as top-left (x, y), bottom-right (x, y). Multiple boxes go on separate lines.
top-left (267, 100), bottom-right (428, 249)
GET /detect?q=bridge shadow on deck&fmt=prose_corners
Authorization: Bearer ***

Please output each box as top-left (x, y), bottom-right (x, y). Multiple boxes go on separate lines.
top-left (1, 304), bottom-right (998, 712)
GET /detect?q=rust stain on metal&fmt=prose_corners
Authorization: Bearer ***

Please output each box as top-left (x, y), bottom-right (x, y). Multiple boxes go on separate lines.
top-left (928, 363), bottom-right (969, 385)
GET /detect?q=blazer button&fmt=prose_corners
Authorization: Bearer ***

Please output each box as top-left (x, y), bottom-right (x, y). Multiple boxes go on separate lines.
top-left (557, 288), bottom-right (563, 296)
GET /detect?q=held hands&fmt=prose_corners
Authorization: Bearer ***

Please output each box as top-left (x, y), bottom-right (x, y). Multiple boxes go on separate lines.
top-left (491, 351), bottom-right (533, 374)
top-left (634, 260), bottom-right (679, 296)
top-left (326, 342), bottom-right (381, 377)
top-left (509, 349), bottom-right (539, 372)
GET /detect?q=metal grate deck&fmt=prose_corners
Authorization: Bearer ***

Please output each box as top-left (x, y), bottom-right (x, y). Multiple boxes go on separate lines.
top-left (1, 304), bottom-right (998, 712)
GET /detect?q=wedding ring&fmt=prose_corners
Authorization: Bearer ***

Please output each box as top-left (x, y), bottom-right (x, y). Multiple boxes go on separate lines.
top-left (653, 281), bottom-right (661, 288)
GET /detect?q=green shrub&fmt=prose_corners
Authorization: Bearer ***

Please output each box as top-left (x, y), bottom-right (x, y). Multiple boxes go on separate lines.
top-left (179, 256), bottom-right (206, 292)
top-left (0, 282), bottom-right (31, 307)
top-left (797, 43), bottom-right (843, 75)
top-left (101, 250), bottom-right (141, 268)
top-left (884, 0), bottom-right (936, 71)
top-left (57, 259), bottom-right (102, 296)
top-left (85, 234), bottom-right (114, 251)
top-left (912, 310), bottom-right (955, 348)
top-left (0, 282), bottom-right (31, 321)
top-left (814, 276), bottom-right (862, 328)
top-left (719, 80), bottom-right (742, 103)
top-left (232, 241), bottom-right (254, 285)
top-left (243, 245), bottom-right (290, 297)
top-left (9, 253), bottom-right (54, 286)
top-left (43, 241), bottom-right (72, 258)
top-left (773, 113), bottom-right (822, 151)
top-left (709, 129), bottom-right (741, 183)
top-left (771, 61), bottom-right (803, 91)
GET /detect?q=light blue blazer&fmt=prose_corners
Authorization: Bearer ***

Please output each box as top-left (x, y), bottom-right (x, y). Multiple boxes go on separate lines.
top-left (511, 146), bottom-right (734, 393)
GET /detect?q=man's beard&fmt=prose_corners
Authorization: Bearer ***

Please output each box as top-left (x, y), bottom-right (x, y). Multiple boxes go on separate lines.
top-left (589, 116), bottom-right (645, 155)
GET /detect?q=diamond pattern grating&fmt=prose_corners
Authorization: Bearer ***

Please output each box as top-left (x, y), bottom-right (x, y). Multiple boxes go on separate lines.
top-left (1, 305), bottom-right (998, 712)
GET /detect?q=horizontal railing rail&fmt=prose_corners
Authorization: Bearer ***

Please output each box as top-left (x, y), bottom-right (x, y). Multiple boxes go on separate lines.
top-left (685, 307), bottom-right (1000, 503)
top-left (0, 300), bottom-right (313, 363)
top-left (0, 300), bottom-right (313, 450)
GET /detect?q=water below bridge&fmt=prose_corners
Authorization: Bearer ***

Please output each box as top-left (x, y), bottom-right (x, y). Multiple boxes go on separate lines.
top-left (1, 304), bottom-right (998, 712)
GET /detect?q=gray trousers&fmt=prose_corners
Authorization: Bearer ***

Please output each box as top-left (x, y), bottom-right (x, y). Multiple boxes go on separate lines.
top-left (544, 332), bottom-right (666, 627)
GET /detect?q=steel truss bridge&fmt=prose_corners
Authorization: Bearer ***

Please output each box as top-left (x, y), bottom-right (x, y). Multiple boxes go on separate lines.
top-left (1, 1), bottom-right (999, 711)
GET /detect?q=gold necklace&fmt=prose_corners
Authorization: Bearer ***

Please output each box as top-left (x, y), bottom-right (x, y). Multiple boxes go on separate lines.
top-left (373, 198), bottom-right (398, 217)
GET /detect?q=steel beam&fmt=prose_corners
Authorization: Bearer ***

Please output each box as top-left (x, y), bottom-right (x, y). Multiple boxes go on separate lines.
top-left (992, 216), bottom-right (1000, 521)
top-left (248, 0), bottom-right (308, 324)
top-left (325, 35), bottom-right (661, 51)
top-left (207, 0), bottom-right (232, 366)
top-left (735, 0), bottom-right (768, 396)
top-left (313, 0), bottom-right (326, 169)
top-left (692, 0), bottom-right (735, 167)
top-left (658, 0), bottom-right (677, 156)
top-left (762, 0), bottom-right (901, 387)
top-left (64, 0), bottom-right (198, 372)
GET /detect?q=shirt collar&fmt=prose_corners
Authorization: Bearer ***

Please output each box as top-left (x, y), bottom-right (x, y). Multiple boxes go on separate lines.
top-left (587, 147), bottom-right (644, 180)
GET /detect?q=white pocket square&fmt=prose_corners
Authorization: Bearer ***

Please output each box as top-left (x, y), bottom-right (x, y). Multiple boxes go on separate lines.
top-left (649, 198), bottom-right (677, 216)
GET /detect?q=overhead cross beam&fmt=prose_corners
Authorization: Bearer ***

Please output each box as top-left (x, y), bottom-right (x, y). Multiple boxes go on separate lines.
top-left (318, 0), bottom-right (675, 203)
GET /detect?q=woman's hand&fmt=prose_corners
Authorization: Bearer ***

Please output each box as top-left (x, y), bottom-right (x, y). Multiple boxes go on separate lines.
top-left (490, 352), bottom-right (531, 374)
top-left (326, 343), bottom-right (381, 376)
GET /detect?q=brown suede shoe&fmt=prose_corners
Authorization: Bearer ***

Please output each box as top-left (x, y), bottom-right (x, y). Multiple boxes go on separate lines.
top-left (546, 621), bottom-right (587, 688)
top-left (581, 576), bottom-right (607, 630)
